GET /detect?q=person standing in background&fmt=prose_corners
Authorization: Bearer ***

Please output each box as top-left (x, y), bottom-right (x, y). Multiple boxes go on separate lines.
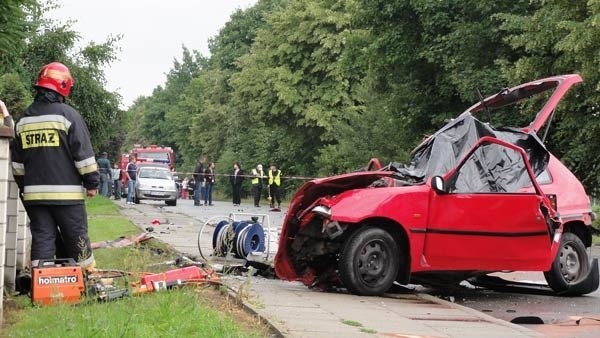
top-left (97, 151), bottom-right (111, 197)
top-left (125, 154), bottom-right (137, 205)
top-left (251, 164), bottom-right (265, 207)
top-left (111, 162), bottom-right (121, 200)
top-left (230, 162), bottom-right (244, 206)
top-left (187, 176), bottom-right (195, 200)
top-left (181, 176), bottom-right (189, 200)
top-left (268, 162), bottom-right (282, 209)
top-left (204, 162), bottom-right (216, 206)
top-left (193, 156), bottom-right (206, 206)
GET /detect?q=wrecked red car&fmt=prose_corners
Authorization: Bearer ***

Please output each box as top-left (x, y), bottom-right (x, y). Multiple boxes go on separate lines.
top-left (274, 74), bottom-right (599, 296)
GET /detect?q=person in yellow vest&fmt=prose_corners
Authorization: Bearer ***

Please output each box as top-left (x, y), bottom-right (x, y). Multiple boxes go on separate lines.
top-left (251, 164), bottom-right (266, 207)
top-left (268, 162), bottom-right (282, 209)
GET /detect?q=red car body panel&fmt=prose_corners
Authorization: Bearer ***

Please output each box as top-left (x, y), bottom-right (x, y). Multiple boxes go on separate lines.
top-left (425, 192), bottom-right (553, 271)
top-left (274, 75), bottom-right (593, 292)
top-left (466, 74), bottom-right (583, 133)
top-left (537, 156), bottom-right (593, 225)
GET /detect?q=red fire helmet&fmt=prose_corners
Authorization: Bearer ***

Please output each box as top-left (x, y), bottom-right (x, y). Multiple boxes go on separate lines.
top-left (35, 62), bottom-right (74, 97)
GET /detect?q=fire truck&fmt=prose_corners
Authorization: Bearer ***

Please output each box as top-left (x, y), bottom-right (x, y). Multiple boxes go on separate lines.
top-left (120, 144), bottom-right (176, 190)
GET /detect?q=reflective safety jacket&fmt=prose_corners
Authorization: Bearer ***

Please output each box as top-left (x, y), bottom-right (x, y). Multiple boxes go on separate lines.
top-left (268, 170), bottom-right (281, 186)
top-left (11, 92), bottom-right (100, 205)
top-left (251, 169), bottom-right (264, 185)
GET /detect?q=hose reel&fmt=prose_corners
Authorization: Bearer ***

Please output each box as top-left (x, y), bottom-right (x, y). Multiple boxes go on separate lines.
top-left (212, 220), bottom-right (265, 259)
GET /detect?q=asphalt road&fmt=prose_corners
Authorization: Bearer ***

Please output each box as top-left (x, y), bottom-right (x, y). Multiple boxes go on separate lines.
top-left (435, 245), bottom-right (600, 337)
top-left (447, 246), bottom-right (599, 322)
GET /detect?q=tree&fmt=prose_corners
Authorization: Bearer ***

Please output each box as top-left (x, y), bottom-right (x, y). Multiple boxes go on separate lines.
top-left (1, 0), bottom-right (124, 154)
top-left (498, 0), bottom-right (600, 195)
top-left (0, 0), bottom-right (37, 74)
top-left (230, 0), bottom-right (363, 175)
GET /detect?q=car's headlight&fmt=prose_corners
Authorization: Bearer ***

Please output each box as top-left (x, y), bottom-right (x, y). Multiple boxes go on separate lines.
top-left (312, 205), bottom-right (331, 219)
top-left (138, 183), bottom-right (151, 190)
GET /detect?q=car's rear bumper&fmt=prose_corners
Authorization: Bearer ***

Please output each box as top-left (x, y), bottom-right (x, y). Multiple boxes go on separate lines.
top-left (137, 189), bottom-right (177, 201)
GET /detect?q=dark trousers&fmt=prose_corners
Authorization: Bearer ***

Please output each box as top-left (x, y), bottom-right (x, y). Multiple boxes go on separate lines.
top-left (252, 184), bottom-right (262, 206)
top-left (26, 204), bottom-right (93, 266)
top-left (113, 180), bottom-right (121, 200)
top-left (194, 181), bottom-right (202, 205)
top-left (204, 182), bottom-right (214, 205)
top-left (269, 184), bottom-right (281, 208)
top-left (232, 183), bottom-right (242, 205)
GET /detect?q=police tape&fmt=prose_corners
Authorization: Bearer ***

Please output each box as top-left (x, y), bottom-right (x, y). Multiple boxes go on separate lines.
top-left (171, 172), bottom-right (318, 181)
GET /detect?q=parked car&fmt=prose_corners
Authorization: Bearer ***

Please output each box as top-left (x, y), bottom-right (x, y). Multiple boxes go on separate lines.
top-left (274, 74), bottom-right (598, 296)
top-left (134, 165), bottom-right (178, 206)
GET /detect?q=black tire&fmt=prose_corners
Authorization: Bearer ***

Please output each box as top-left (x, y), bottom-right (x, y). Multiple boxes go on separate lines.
top-left (338, 227), bottom-right (400, 296)
top-left (544, 232), bottom-right (590, 295)
top-left (165, 199), bottom-right (177, 206)
top-left (134, 194), bottom-right (140, 204)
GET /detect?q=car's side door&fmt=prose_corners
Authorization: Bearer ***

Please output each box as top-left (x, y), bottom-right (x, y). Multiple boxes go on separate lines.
top-left (424, 139), bottom-right (554, 271)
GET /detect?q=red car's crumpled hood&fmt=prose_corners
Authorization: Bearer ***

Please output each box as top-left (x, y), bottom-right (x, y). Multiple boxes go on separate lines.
top-left (274, 171), bottom-right (396, 282)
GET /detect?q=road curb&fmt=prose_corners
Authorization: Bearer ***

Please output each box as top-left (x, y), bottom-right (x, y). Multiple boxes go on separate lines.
top-left (224, 282), bottom-right (288, 338)
top-left (417, 293), bottom-right (544, 337)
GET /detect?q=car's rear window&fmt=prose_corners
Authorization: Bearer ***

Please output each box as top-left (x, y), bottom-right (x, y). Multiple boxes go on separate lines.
top-left (139, 169), bottom-right (171, 179)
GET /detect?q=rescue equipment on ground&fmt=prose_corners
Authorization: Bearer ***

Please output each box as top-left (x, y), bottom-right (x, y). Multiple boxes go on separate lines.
top-left (31, 258), bottom-right (85, 305)
top-left (212, 220), bottom-right (265, 258)
top-left (198, 213), bottom-right (276, 263)
top-left (30, 260), bottom-right (219, 306)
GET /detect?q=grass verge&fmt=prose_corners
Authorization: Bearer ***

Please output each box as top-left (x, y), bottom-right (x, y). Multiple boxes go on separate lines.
top-left (2, 196), bottom-right (270, 337)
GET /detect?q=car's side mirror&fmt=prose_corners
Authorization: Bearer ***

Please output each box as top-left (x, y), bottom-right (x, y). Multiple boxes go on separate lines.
top-left (432, 176), bottom-right (446, 194)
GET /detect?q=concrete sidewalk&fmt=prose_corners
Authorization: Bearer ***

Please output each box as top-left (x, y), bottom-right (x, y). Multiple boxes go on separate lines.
top-left (116, 199), bottom-right (542, 337)
top-left (224, 277), bottom-right (540, 338)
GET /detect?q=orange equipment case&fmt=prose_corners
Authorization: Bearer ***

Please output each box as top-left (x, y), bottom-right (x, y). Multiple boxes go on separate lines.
top-left (31, 259), bottom-right (85, 305)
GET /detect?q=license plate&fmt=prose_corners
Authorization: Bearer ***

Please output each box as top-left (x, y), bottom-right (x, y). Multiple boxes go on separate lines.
top-left (150, 192), bottom-right (164, 196)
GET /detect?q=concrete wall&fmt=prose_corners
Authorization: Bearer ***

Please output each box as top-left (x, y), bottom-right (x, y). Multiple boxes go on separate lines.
top-left (0, 126), bottom-right (12, 319)
top-left (1, 124), bottom-right (28, 320)
top-left (4, 180), bottom-right (27, 290)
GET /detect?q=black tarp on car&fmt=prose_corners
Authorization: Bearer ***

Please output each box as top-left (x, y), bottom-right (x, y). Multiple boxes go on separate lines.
top-left (387, 112), bottom-right (549, 192)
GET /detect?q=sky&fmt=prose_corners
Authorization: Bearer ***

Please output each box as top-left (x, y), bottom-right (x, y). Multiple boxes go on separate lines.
top-left (48, 0), bottom-right (258, 108)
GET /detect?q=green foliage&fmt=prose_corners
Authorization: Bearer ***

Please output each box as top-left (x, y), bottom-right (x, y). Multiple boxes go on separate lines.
top-left (0, 0), bottom-right (36, 74)
top-left (0, 72), bottom-right (33, 120)
top-left (0, 0), bottom-right (123, 156)
top-left (496, 0), bottom-right (600, 195)
top-left (229, 0), bottom-right (363, 175)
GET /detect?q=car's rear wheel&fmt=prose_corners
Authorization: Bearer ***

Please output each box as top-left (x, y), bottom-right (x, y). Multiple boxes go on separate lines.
top-left (165, 199), bottom-right (177, 206)
top-left (544, 232), bottom-right (590, 295)
top-left (338, 227), bottom-right (399, 296)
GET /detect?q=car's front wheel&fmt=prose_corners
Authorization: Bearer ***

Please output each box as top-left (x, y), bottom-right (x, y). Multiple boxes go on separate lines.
top-left (338, 227), bottom-right (400, 296)
top-left (544, 232), bottom-right (590, 295)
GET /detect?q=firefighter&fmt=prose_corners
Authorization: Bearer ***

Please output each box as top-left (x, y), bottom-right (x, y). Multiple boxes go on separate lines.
top-left (268, 163), bottom-right (282, 209)
top-left (10, 62), bottom-right (99, 271)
